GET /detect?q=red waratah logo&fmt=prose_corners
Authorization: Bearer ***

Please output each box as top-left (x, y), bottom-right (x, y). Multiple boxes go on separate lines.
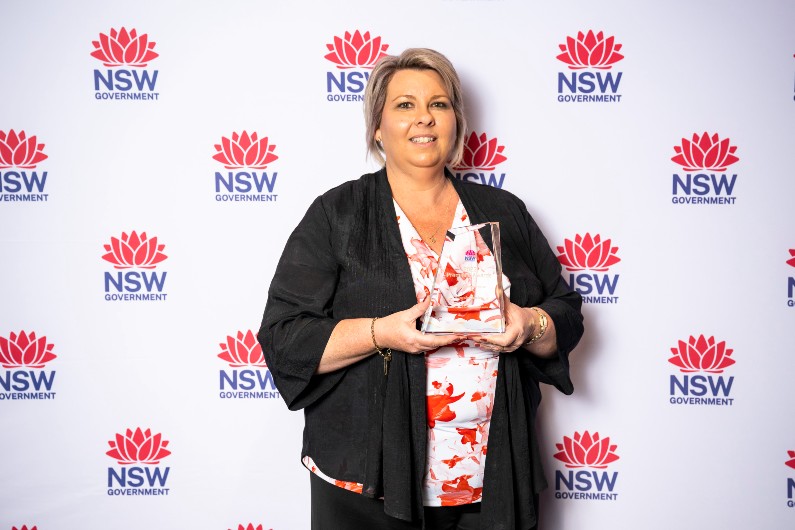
top-left (212, 131), bottom-right (278, 169)
top-left (557, 30), bottom-right (624, 70)
top-left (668, 335), bottom-right (735, 374)
top-left (786, 249), bottom-right (795, 267)
top-left (0, 130), bottom-right (48, 169)
top-left (218, 330), bottom-right (266, 367)
top-left (13, 526), bottom-right (38, 530)
top-left (671, 132), bottom-right (740, 172)
top-left (786, 451), bottom-right (795, 470)
top-left (0, 331), bottom-right (56, 369)
top-left (452, 132), bottom-right (507, 171)
top-left (556, 233), bottom-right (621, 272)
top-left (106, 427), bottom-right (171, 465)
top-left (102, 231), bottom-right (168, 269)
top-left (324, 30), bottom-right (389, 69)
top-left (90, 27), bottom-right (159, 67)
top-left (231, 525), bottom-right (271, 530)
top-left (553, 431), bottom-right (620, 469)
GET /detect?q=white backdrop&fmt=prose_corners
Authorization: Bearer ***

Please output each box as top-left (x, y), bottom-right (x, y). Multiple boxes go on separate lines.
top-left (2, 1), bottom-right (794, 529)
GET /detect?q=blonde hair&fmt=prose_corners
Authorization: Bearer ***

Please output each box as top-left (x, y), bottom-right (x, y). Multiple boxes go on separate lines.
top-left (364, 48), bottom-right (467, 167)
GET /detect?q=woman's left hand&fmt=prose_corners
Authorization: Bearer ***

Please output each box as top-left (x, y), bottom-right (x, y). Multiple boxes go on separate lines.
top-left (471, 296), bottom-right (534, 353)
top-left (472, 294), bottom-right (557, 357)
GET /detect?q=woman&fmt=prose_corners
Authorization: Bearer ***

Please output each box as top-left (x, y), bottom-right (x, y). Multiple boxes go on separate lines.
top-left (258, 48), bottom-right (583, 530)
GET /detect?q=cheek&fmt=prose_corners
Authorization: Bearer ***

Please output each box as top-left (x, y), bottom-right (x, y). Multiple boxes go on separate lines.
top-left (447, 117), bottom-right (458, 139)
top-left (382, 117), bottom-right (412, 138)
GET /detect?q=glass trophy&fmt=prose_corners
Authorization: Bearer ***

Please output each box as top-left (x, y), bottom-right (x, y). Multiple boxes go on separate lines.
top-left (421, 222), bottom-right (505, 334)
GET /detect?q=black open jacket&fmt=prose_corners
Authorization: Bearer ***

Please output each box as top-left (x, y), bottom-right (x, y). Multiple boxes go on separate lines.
top-left (258, 168), bottom-right (584, 529)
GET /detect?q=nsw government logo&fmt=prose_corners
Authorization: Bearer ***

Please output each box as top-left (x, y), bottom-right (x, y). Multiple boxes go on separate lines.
top-left (91, 27), bottom-right (160, 101)
top-left (786, 249), bottom-right (795, 307)
top-left (556, 233), bottom-right (620, 303)
top-left (230, 525), bottom-right (273, 530)
top-left (556, 30), bottom-right (624, 103)
top-left (668, 334), bottom-right (735, 406)
top-left (452, 132), bottom-right (508, 189)
top-left (786, 450), bottom-right (795, 507)
top-left (213, 131), bottom-right (279, 202)
top-left (106, 427), bottom-right (171, 497)
top-left (553, 430), bottom-right (620, 501)
top-left (0, 331), bottom-right (57, 401)
top-left (0, 129), bottom-right (49, 203)
top-left (218, 330), bottom-right (279, 399)
top-left (102, 231), bottom-right (169, 302)
top-left (12, 526), bottom-right (38, 530)
top-left (325, 30), bottom-right (389, 102)
top-left (671, 132), bottom-right (739, 205)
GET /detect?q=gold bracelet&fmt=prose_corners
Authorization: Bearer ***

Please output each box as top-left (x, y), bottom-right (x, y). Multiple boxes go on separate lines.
top-left (371, 317), bottom-right (392, 376)
top-left (527, 307), bottom-right (548, 344)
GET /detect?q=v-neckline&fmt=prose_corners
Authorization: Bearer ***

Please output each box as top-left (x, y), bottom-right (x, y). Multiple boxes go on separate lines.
top-left (393, 198), bottom-right (467, 259)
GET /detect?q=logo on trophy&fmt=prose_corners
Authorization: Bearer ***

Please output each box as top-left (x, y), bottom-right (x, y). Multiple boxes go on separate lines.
top-left (422, 222), bottom-right (505, 334)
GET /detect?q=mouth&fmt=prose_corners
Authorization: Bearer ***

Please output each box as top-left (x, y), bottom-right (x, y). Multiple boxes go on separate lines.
top-left (410, 136), bottom-right (437, 144)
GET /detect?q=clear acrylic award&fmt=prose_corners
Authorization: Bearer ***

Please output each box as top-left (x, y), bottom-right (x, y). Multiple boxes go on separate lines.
top-left (421, 222), bottom-right (505, 334)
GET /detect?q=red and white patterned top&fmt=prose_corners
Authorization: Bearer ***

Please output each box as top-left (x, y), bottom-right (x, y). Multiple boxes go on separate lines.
top-left (303, 198), bottom-right (509, 508)
top-left (396, 199), bottom-right (509, 507)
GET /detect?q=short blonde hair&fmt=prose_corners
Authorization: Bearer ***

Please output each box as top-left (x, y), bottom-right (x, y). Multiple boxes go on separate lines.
top-left (364, 48), bottom-right (467, 167)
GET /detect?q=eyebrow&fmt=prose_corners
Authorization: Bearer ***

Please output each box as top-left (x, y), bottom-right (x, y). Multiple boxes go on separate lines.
top-left (390, 94), bottom-right (451, 102)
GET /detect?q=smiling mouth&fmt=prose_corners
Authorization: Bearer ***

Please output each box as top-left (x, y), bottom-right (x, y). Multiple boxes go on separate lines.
top-left (410, 136), bottom-right (436, 144)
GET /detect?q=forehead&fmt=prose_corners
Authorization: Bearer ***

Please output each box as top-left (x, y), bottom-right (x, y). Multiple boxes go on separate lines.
top-left (386, 68), bottom-right (449, 97)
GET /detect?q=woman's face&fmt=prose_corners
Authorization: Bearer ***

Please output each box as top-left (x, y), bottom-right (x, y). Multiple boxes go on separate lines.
top-left (376, 68), bottom-right (457, 175)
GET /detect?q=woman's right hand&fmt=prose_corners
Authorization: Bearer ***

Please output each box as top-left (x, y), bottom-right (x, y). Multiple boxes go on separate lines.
top-left (373, 297), bottom-right (464, 354)
top-left (318, 298), bottom-right (463, 373)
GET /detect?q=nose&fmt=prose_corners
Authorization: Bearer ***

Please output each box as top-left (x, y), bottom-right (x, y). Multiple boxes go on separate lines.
top-left (415, 105), bottom-right (435, 126)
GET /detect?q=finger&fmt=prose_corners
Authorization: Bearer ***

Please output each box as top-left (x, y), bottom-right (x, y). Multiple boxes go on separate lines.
top-left (483, 342), bottom-right (504, 353)
top-left (423, 332), bottom-right (464, 345)
top-left (404, 297), bottom-right (432, 320)
top-left (480, 336), bottom-right (521, 353)
top-left (477, 331), bottom-right (519, 349)
top-left (475, 334), bottom-right (502, 347)
top-left (418, 334), bottom-right (465, 351)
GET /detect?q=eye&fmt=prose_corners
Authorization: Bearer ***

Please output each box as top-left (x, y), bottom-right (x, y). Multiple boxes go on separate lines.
top-left (431, 101), bottom-right (450, 108)
top-left (397, 101), bottom-right (412, 109)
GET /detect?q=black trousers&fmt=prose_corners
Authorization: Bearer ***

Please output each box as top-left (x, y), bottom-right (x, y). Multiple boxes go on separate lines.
top-left (310, 472), bottom-right (481, 530)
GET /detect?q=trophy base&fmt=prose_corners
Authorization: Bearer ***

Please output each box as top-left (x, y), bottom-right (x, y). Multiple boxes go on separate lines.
top-left (421, 306), bottom-right (504, 334)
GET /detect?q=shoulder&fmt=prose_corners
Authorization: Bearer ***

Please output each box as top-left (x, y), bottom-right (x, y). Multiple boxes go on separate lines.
top-left (452, 177), bottom-right (531, 218)
top-left (315, 169), bottom-right (382, 211)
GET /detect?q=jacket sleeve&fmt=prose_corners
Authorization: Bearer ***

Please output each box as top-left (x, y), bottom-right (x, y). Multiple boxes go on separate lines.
top-left (257, 195), bottom-right (344, 410)
top-left (519, 205), bottom-right (584, 395)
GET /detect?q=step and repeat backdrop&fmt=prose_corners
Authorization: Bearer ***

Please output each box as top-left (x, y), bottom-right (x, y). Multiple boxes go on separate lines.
top-left (2, 0), bottom-right (794, 529)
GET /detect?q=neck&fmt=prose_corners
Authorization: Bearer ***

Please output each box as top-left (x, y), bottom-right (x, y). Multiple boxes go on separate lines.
top-left (386, 162), bottom-right (448, 203)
